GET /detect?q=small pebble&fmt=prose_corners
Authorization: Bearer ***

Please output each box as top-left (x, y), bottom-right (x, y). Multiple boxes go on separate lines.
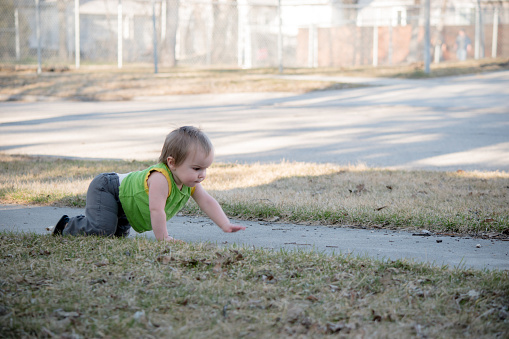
top-left (476, 244), bottom-right (481, 248)
top-left (436, 239), bottom-right (442, 243)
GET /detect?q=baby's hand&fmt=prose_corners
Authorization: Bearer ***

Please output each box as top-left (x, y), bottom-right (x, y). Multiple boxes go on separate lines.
top-left (221, 224), bottom-right (246, 233)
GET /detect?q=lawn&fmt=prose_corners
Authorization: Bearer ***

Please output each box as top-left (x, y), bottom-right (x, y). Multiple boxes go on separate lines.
top-left (1, 233), bottom-right (508, 338)
top-left (1, 58), bottom-right (508, 101)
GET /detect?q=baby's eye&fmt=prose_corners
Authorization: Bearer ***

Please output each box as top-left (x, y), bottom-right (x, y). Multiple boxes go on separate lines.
top-left (193, 167), bottom-right (200, 171)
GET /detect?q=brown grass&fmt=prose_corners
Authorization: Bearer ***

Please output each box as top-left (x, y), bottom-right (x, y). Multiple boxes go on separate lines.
top-left (0, 233), bottom-right (507, 338)
top-left (1, 58), bottom-right (508, 101)
top-left (1, 154), bottom-right (508, 237)
top-left (0, 68), bottom-right (360, 101)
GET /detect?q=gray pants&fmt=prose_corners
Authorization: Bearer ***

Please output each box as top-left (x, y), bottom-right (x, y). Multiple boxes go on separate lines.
top-left (63, 173), bottom-right (131, 237)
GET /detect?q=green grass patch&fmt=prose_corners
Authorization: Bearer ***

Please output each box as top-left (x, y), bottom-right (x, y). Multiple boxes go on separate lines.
top-left (0, 232), bottom-right (507, 338)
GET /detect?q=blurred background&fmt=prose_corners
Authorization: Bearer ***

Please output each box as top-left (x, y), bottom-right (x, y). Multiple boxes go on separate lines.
top-left (0, 0), bottom-right (508, 71)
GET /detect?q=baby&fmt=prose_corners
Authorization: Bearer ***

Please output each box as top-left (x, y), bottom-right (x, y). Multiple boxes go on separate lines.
top-left (52, 126), bottom-right (245, 242)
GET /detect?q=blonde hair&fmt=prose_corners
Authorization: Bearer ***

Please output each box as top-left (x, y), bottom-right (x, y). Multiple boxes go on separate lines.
top-left (159, 126), bottom-right (213, 166)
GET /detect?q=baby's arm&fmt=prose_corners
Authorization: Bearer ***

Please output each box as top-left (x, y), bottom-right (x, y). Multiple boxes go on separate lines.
top-left (147, 171), bottom-right (178, 242)
top-left (192, 184), bottom-right (246, 233)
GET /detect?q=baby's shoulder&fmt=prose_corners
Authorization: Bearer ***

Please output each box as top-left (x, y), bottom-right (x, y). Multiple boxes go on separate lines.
top-left (147, 170), bottom-right (168, 181)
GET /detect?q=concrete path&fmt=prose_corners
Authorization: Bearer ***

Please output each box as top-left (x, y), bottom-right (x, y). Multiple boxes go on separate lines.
top-left (1, 71), bottom-right (508, 270)
top-left (1, 203), bottom-right (507, 271)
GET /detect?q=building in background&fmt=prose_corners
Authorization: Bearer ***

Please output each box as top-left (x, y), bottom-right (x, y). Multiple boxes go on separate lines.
top-left (0, 0), bottom-right (508, 69)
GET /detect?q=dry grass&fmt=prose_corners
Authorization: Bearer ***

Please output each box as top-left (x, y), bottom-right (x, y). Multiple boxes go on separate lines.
top-left (1, 58), bottom-right (508, 101)
top-left (0, 233), bottom-right (507, 338)
top-left (1, 154), bottom-right (508, 237)
top-left (276, 57), bottom-right (509, 79)
top-left (0, 67), bottom-right (360, 101)
top-left (202, 163), bottom-right (509, 236)
top-left (0, 154), bottom-right (152, 207)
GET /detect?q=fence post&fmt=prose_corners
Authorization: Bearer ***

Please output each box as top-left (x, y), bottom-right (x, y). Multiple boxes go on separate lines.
top-left (15, 8), bottom-right (20, 61)
top-left (237, 2), bottom-right (243, 68)
top-left (475, 4), bottom-right (479, 59)
top-left (388, 24), bottom-right (393, 66)
top-left (277, 0), bottom-right (283, 73)
top-left (75, 0), bottom-right (80, 69)
top-left (118, 0), bottom-right (122, 69)
top-left (492, 8), bottom-right (498, 58)
top-left (424, 0), bottom-right (430, 74)
top-left (161, 0), bottom-right (166, 42)
top-left (372, 8), bottom-right (379, 67)
top-left (152, 0), bottom-right (158, 74)
top-left (308, 25), bottom-right (316, 68)
top-left (474, 1), bottom-right (484, 59)
top-left (35, 0), bottom-right (41, 74)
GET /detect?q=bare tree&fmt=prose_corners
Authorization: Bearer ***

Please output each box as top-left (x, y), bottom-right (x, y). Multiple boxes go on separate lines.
top-left (408, 0), bottom-right (422, 63)
top-left (57, 0), bottom-right (68, 60)
top-left (160, 0), bottom-right (179, 67)
top-left (211, 0), bottom-right (238, 64)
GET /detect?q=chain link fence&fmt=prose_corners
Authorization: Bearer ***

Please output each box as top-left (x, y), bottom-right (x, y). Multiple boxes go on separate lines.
top-left (1, 0), bottom-right (508, 72)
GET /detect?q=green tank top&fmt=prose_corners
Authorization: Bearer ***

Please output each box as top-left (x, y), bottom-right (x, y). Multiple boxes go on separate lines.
top-left (119, 163), bottom-right (195, 233)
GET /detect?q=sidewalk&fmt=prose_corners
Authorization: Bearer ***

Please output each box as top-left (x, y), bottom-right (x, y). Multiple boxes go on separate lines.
top-left (1, 204), bottom-right (508, 271)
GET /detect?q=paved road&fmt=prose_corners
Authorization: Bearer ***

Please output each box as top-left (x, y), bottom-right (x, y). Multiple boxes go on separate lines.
top-left (1, 71), bottom-right (508, 171)
top-left (1, 71), bottom-right (508, 270)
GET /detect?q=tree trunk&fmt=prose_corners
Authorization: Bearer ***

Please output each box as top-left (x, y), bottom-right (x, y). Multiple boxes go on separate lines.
top-left (161, 0), bottom-right (179, 67)
top-left (58, 0), bottom-right (67, 60)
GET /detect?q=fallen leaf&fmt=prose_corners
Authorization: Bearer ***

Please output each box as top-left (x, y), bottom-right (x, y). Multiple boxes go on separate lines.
top-left (94, 259), bottom-right (109, 267)
top-left (230, 249), bottom-right (243, 261)
top-left (326, 322), bottom-right (347, 334)
top-left (90, 278), bottom-right (107, 285)
top-left (156, 255), bottom-right (172, 264)
top-left (177, 299), bottom-right (188, 306)
top-left (306, 295), bottom-right (319, 302)
top-left (212, 262), bottom-right (224, 274)
top-left (286, 305), bottom-right (305, 323)
top-left (371, 309), bottom-right (382, 322)
top-left (29, 249), bottom-right (50, 256)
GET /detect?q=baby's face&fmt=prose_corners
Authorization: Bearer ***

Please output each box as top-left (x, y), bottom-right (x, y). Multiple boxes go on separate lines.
top-left (169, 147), bottom-right (214, 188)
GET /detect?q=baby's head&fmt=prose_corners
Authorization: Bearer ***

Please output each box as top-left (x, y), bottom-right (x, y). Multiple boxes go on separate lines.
top-left (159, 126), bottom-right (214, 166)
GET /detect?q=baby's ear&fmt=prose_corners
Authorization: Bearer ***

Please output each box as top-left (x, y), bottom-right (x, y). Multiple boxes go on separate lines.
top-left (166, 156), bottom-right (175, 169)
